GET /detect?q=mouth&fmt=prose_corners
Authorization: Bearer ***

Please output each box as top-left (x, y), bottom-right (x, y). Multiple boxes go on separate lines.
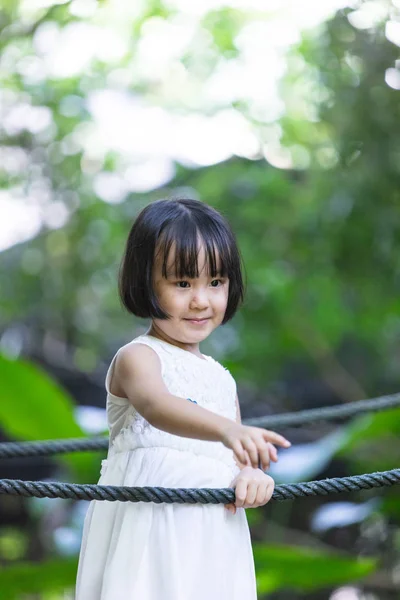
top-left (184, 318), bottom-right (210, 325)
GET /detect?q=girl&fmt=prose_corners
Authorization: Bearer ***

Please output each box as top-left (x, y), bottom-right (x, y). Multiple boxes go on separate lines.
top-left (75, 198), bottom-right (291, 600)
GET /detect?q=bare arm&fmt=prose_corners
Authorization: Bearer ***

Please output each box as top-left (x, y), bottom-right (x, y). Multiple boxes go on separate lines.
top-left (115, 344), bottom-right (290, 472)
top-left (115, 344), bottom-right (236, 442)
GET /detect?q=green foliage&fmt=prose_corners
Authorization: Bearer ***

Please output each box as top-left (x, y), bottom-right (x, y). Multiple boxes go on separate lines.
top-left (0, 354), bottom-right (82, 440)
top-left (0, 354), bottom-right (100, 481)
top-left (0, 1), bottom-right (400, 596)
top-left (202, 8), bottom-right (245, 56)
top-left (0, 545), bottom-right (376, 597)
top-left (254, 543), bottom-right (377, 594)
top-left (0, 528), bottom-right (27, 561)
top-left (0, 558), bottom-right (77, 599)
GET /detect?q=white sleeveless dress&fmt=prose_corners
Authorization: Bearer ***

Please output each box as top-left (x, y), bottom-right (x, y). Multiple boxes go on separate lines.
top-left (75, 334), bottom-right (257, 600)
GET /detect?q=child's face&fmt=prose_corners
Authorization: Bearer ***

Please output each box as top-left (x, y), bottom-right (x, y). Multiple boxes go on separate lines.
top-left (152, 241), bottom-right (229, 344)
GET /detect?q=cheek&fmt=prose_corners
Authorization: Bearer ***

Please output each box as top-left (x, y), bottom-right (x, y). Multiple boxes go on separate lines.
top-left (220, 285), bottom-right (229, 303)
top-left (158, 287), bottom-right (184, 309)
top-left (153, 285), bottom-right (171, 310)
top-left (212, 290), bottom-right (229, 311)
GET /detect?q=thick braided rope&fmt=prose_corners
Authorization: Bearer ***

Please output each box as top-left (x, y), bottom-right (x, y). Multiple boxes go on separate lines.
top-left (0, 437), bottom-right (109, 458)
top-left (0, 469), bottom-right (399, 503)
top-left (1, 391), bottom-right (399, 459)
top-left (246, 391), bottom-right (400, 428)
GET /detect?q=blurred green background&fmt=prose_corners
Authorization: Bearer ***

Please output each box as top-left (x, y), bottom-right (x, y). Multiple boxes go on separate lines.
top-left (1, 0), bottom-right (400, 598)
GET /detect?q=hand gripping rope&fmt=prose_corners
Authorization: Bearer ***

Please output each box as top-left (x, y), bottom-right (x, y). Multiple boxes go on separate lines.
top-left (0, 391), bottom-right (399, 504)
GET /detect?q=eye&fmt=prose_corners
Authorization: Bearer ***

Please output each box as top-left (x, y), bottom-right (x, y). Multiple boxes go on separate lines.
top-left (176, 281), bottom-right (190, 288)
top-left (211, 279), bottom-right (224, 287)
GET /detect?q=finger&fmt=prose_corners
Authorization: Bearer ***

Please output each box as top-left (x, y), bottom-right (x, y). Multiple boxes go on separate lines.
top-left (238, 451), bottom-right (251, 469)
top-left (260, 478), bottom-right (275, 505)
top-left (256, 440), bottom-right (273, 471)
top-left (242, 450), bottom-right (251, 467)
top-left (244, 481), bottom-right (258, 507)
top-left (259, 446), bottom-right (271, 471)
top-left (263, 430), bottom-right (291, 448)
top-left (256, 484), bottom-right (267, 506)
top-left (234, 479), bottom-right (248, 508)
top-left (232, 440), bottom-right (248, 465)
top-left (268, 443), bottom-right (278, 462)
top-left (264, 481), bottom-right (275, 504)
top-left (225, 502), bottom-right (236, 514)
top-left (242, 439), bottom-right (259, 469)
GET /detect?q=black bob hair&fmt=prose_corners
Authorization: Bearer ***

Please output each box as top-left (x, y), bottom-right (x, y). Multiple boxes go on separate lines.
top-left (118, 198), bottom-right (245, 324)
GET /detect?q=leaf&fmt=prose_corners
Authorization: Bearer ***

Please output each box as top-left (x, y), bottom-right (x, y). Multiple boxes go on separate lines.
top-left (253, 543), bottom-right (377, 593)
top-left (0, 354), bottom-right (102, 481)
top-left (0, 354), bottom-right (83, 440)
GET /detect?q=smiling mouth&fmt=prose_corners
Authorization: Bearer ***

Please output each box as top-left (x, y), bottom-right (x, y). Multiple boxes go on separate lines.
top-left (184, 318), bottom-right (210, 322)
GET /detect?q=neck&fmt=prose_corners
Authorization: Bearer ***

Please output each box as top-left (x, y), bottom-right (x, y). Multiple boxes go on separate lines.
top-left (145, 324), bottom-right (203, 358)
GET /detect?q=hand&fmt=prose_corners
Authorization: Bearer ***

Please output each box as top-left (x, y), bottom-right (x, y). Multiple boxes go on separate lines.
top-left (225, 466), bottom-right (275, 515)
top-left (221, 422), bottom-right (291, 472)
top-left (237, 441), bottom-right (278, 471)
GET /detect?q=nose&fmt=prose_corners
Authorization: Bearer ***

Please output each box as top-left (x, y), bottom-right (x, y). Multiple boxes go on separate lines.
top-left (189, 287), bottom-right (209, 310)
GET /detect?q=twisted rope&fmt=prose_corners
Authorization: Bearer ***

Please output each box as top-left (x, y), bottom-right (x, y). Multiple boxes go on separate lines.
top-left (245, 391), bottom-right (400, 428)
top-left (0, 468), bottom-right (399, 503)
top-left (0, 437), bottom-right (108, 458)
top-left (1, 391), bottom-right (399, 459)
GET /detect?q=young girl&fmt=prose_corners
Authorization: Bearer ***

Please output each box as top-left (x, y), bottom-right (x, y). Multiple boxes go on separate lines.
top-left (75, 198), bottom-right (291, 600)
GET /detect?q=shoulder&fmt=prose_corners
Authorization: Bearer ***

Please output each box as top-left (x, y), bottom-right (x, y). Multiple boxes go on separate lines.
top-left (113, 339), bottom-right (168, 405)
top-left (107, 339), bottom-right (162, 399)
top-left (116, 338), bottom-right (162, 374)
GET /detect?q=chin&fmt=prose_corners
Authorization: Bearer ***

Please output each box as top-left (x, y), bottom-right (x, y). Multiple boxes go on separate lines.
top-left (185, 326), bottom-right (215, 339)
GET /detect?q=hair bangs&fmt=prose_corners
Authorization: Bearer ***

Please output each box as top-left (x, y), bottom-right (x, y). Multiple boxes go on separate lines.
top-left (157, 218), bottom-right (232, 281)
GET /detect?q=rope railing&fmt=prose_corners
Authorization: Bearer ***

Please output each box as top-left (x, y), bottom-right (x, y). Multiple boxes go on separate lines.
top-left (0, 437), bottom-right (108, 459)
top-left (0, 391), bottom-right (399, 459)
top-left (245, 391), bottom-right (400, 428)
top-left (0, 469), bottom-right (399, 503)
top-left (0, 392), bottom-right (399, 504)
